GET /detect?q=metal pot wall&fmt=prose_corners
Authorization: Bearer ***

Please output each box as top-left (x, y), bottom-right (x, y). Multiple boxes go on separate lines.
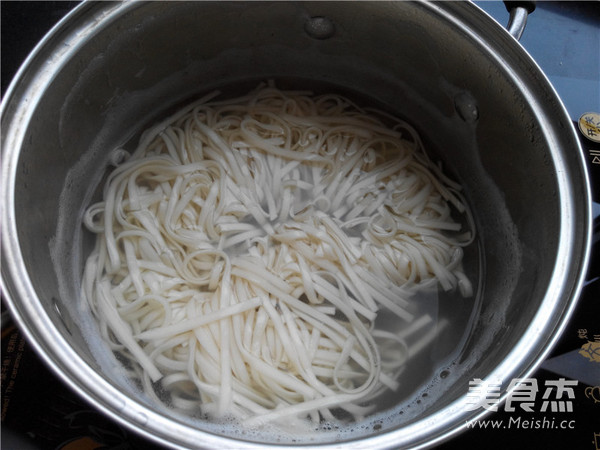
top-left (1, 1), bottom-right (591, 448)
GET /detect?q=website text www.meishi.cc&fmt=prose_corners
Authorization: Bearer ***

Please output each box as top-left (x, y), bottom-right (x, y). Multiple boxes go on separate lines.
top-left (466, 416), bottom-right (576, 430)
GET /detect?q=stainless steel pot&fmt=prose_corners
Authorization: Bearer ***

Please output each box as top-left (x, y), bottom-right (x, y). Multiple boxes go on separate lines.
top-left (1, 1), bottom-right (592, 448)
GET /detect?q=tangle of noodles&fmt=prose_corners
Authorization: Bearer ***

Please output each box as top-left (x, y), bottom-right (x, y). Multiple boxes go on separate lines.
top-left (81, 81), bottom-right (474, 428)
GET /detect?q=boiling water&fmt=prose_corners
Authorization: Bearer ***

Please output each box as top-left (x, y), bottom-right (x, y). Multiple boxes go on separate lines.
top-left (50, 82), bottom-right (483, 444)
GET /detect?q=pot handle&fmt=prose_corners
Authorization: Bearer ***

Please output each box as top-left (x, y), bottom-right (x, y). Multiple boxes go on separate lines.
top-left (503, 1), bottom-right (536, 40)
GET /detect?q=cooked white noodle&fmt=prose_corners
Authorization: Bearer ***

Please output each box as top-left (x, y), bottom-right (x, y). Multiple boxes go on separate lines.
top-left (81, 81), bottom-right (474, 427)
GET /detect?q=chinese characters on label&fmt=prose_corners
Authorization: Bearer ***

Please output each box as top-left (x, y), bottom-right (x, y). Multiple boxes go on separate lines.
top-left (582, 115), bottom-right (600, 138)
top-left (465, 378), bottom-right (578, 413)
top-left (578, 112), bottom-right (600, 145)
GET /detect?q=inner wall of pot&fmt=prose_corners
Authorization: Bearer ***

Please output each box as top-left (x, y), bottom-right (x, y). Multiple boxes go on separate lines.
top-left (13, 1), bottom-right (561, 442)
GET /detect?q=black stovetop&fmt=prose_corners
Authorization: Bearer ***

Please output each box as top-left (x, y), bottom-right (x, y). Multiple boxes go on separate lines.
top-left (2, 2), bottom-right (599, 449)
